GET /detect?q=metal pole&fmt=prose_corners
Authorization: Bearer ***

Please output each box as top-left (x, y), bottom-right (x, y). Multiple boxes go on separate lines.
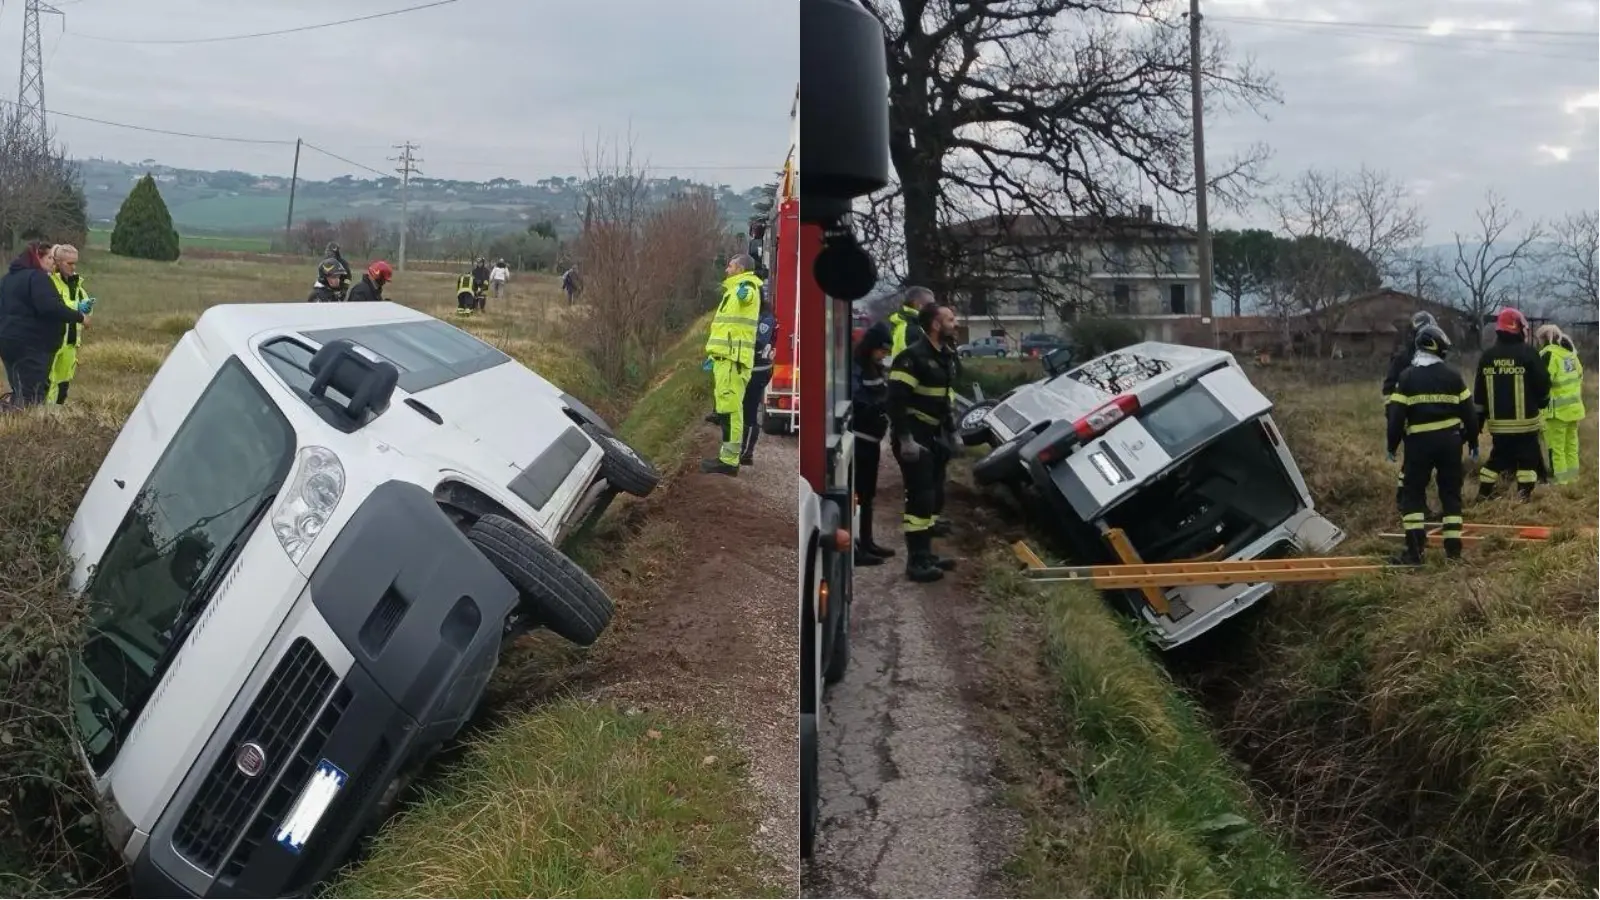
top-left (284, 138), bottom-right (302, 251)
top-left (1189, 0), bottom-right (1216, 347)
top-left (391, 141), bottom-right (421, 273)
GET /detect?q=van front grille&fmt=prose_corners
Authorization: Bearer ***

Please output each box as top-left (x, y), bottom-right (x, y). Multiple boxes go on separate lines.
top-left (171, 638), bottom-right (338, 877)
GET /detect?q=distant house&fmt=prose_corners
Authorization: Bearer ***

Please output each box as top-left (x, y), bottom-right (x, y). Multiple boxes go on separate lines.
top-left (1214, 289), bottom-right (1474, 357)
top-left (943, 205), bottom-right (1201, 344)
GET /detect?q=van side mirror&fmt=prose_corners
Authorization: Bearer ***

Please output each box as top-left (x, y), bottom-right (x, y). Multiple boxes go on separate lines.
top-left (1042, 346), bottom-right (1075, 376)
top-left (309, 339), bottom-right (399, 423)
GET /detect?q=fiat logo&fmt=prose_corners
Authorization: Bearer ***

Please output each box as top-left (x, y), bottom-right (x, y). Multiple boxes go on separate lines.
top-left (234, 742), bottom-right (267, 778)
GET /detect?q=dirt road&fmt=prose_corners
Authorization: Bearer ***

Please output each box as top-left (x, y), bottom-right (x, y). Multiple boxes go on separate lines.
top-left (591, 424), bottom-right (800, 892)
top-left (804, 466), bottom-right (1020, 898)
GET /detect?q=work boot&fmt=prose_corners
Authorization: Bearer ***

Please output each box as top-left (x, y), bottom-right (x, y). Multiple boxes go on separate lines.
top-left (699, 458), bottom-right (738, 477)
top-left (904, 532), bottom-right (944, 583)
top-left (1477, 481), bottom-right (1497, 501)
top-left (1390, 529), bottom-right (1426, 566)
top-left (854, 541), bottom-right (885, 566)
top-left (1443, 537), bottom-right (1463, 561)
top-left (857, 505), bottom-right (895, 559)
top-left (1516, 482), bottom-right (1535, 502)
top-left (928, 519), bottom-right (953, 538)
top-left (704, 412), bottom-right (722, 426)
top-left (928, 553), bottom-right (958, 572)
top-left (740, 454), bottom-right (755, 468)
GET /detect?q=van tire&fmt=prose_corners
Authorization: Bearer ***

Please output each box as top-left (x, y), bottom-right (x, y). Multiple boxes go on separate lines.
top-left (823, 597), bottom-right (850, 684)
top-left (583, 424), bottom-right (660, 497)
top-left (958, 400), bottom-right (1000, 447)
top-left (761, 411), bottom-right (790, 435)
top-left (467, 514), bottom-right (614, 646)
top-left (972, 435), bottom-right (1027, 487)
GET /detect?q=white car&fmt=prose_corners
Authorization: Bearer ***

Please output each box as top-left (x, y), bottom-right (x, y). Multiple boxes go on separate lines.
top-left (63, 302), bottom-right (659, 898)
top-left (961, 341), bottom-right (1345, 649)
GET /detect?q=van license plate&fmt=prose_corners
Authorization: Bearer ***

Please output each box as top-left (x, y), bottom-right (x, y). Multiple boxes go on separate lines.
top-left (275, 759), bottom-right (348, 854)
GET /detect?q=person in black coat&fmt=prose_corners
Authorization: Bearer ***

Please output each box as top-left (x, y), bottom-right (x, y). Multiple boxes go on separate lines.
top-left (0, 241), bottom-right (89, 409)
top-left (852, 325), bottom-right (896, 563)
top-left (346, 261), bottom-right (393, 303)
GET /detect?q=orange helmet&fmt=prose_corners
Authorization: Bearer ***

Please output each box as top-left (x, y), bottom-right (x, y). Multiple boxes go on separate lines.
top-left (1494, 307), bottom-right (1528, 336)
top-left (367, 260), bottom-right (394, 284)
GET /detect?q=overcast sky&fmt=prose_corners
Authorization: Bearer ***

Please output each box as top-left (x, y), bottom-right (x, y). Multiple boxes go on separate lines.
top-left (0, 0), bottom-right (795, 190)
top-left (1204, 0), bottom-right (1598, 241)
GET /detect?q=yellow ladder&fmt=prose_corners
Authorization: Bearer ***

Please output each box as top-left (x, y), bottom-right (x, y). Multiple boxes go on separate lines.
top-left (1011, 541), bottom-right (1389, 589)
top-left (1379, 521), bottom-right (1593, 547)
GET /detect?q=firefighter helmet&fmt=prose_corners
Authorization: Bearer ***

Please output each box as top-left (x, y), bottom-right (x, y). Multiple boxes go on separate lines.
top-left (1414, 323), bottom-right (1452, 356)
top-left (1494, 307), bottom-right (1529, 336)
top-left (367, 260), bottom-right (394, 284)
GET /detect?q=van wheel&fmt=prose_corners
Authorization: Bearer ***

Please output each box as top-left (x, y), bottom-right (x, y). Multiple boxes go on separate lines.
top-left (467, 514), bottom-right (614, 645)
top-left (958, 400), bottom-right (999, 447)
top-left (972, 435), bottom-right (1028, 487)
top-left (583, 424), bottom-right (660, 497)
top-left (823, 597), bottom-right (850, 685)
top-left (800, 713), bottom-right (819, 858)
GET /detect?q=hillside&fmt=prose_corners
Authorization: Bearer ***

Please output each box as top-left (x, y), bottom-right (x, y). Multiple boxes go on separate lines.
top-left (73, 157), bottom-right (770, 237)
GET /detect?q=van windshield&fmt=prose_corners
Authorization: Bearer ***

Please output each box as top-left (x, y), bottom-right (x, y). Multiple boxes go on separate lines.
top-left (71, 358), bottom-right (295, 774)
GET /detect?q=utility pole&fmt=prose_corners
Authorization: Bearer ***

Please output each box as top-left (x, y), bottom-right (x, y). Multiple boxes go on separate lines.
top-left (284, 138), bottom-right (303, 251)
top-left (17, 1), bottom-right (64, 150)
top-left (390, 141), bottom-right (422, 272)
top-left (1188, 0), bottom-right (1217, 348)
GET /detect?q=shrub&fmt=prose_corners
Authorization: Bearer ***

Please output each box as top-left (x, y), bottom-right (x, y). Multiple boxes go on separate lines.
top-left (1067, 316), bottom-right (1143, 360)
top-left (109, 175), bottom-right (180, 262)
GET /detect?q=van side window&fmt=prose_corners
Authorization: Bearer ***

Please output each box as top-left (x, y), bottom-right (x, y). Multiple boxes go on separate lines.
top-left (260, 337), bottom-right (353, 406)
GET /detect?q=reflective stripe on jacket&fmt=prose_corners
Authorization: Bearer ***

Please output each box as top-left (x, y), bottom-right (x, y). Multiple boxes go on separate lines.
top-left (705, 271), bottom-right (763, 367)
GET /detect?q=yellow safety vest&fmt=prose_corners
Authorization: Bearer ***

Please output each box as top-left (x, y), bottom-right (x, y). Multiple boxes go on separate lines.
top-left (705, 271), bottom-right (763, 367)
top-left (456, 274), bottom-right (474, 294)
top-left (887, 305), bottom-right (920, 361)
top-left (49, 272), bottom-right (86, 348)
top-left (1540, 342), bottom-right (1586, 422)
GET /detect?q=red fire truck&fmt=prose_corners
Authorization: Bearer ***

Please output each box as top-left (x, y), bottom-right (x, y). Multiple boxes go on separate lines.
top-left (759, 91), bottom-right (801, 436)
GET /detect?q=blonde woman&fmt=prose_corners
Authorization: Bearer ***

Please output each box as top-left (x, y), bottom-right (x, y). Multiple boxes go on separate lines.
top-left (46, 244), bottom-right (94, 405)
top-left (1534, 324), bottom-right (1586, 484)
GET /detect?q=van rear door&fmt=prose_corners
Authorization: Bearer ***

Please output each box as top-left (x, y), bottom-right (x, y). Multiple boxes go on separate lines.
top-left (1049, 366), bottom-right (1276, 522)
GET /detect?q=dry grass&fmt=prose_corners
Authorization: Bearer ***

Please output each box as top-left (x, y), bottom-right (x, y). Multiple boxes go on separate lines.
top-left (0, 251), bottom-right (749, 897)
top-left (1211, 367), bottom-right (1599, 897)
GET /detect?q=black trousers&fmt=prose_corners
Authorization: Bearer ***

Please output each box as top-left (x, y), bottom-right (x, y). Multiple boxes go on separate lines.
top-left (1480, 431), bottom-right (1542, 490)
top-left (1, 346), bottom-right (54, 409)
top-left (855, 434), bottom-right (883, 505)
top-left (893, 432), bottom-right (946, 535)
top-left (741, 367), bottom-right (772, 458)
top-left (1399, 430), bottom-right (1464, 547)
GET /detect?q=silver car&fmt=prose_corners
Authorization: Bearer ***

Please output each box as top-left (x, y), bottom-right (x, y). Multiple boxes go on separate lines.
top-left (957, 335), bottom-right (1011, 358)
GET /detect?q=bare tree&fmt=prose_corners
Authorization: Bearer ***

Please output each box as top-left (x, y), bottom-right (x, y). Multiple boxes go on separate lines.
top-left (858, 0), bottom-right (1278, 303)
top-left (0, 105), bottom-right (87, 250)
top-left (1449, 191), bottom-right (1544, 345)
top-left (1544, 210), bottom-right (1598, 316)
top-left (405, 207), bottom-right (441, 258)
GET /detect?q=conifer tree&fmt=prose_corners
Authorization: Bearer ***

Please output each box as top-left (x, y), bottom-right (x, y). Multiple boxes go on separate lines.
top-left (110, 174), bottom-right (181, 261)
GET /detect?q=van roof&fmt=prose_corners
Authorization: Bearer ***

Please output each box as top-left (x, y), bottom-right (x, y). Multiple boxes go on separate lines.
top-left (1020, 341), bottom-right (1235, 421)
top-left (193, 302), bottom-right (430, 349)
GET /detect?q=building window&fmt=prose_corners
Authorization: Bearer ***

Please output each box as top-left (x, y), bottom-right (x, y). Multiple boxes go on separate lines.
top-left (1168, 242), bottom-right (1189, 272)
top-left (969, 289), bottom-right (990, 316)
top-left (1110, 242), bottom-right (1131, 273)
top-left (1112, 283), bottom-right (1132, 316)
top-left (1169, 284), bottom-right (1187, 315)
top-left (1014, 291), bottom-right (1042, 316)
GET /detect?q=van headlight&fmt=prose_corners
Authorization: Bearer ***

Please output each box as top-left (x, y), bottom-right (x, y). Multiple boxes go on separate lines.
top-left (271, 446), bottom-right (345, 564)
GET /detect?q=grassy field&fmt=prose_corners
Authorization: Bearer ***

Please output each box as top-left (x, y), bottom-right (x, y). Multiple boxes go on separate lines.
top-left (960, 355), bottom-right (1597, 898)
top-left (0, 251), bottom-right (769, 898)
top-left (84, 228), bottom-right (275, 255)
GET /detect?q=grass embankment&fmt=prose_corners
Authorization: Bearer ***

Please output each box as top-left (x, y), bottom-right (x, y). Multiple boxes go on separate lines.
top-left (976, 550), bottom-right (1314, 898)
top-left (0, 253), bottom-right (766, 898)
top-left (1213, 369), bottom-right (1599, 897)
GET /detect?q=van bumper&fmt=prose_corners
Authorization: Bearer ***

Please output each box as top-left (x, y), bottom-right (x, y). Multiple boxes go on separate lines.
top-left (128, 662), bottom-right (420, 898)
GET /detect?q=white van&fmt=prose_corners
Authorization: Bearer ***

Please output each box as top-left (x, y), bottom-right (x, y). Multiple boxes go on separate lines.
top-left (64, 302), bottom-right (658, 897)
top-left (961, 341), bottom-right (1345, 649)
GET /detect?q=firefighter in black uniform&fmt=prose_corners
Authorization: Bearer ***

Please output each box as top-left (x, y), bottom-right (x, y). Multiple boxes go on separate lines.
top-left (1383, 311), bottom-right (1438, 510)
top-left (887, 302), bottom-right (960, 583)
top-left (1387, 323), bottom-right (1477, 564)
top-left (851, 325), bottom-right (895, 565)
top-left (1473, 307), bottom-right (1550, 501)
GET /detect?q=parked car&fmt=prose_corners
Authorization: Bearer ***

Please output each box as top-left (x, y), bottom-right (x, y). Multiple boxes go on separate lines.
top-left (64, 302), bottom-right (660, 898)
top-left (1019, 332), bottom-right (1069, 357)
top-left (957, 335), bottom-right (1011, 358)
top-left (959, 341), bottom-right (1345, 650)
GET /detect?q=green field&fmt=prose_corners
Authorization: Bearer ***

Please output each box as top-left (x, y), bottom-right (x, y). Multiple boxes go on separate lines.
top-left (84, 227), bottom-right (275, 254)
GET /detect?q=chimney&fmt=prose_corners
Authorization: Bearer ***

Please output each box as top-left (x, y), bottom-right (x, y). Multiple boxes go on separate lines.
top-left (1136, 204), bottom-right (1153, 222)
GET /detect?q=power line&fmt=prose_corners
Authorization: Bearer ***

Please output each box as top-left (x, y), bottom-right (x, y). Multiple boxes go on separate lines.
top-left (1212, 16), bottom-right (1598, 61)
top-left (0, 98), bottom-right (295, 144)
top-left (301, 142), bottom-right (390, 178)
top-left (407, 157), bottom-right (777, 173)
top-left (1210, 13), bottom-right (1595, 39)
top-left (66, 0), bottom-right (460, 45)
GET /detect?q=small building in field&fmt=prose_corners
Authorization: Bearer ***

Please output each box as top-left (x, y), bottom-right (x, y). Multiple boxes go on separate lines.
top-left (1211, 289), bottom-right (1475, 357)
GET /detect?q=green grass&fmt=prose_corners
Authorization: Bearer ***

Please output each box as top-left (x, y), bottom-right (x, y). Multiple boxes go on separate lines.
top-left (977, 554), bottom-right (1315, 899)
top-left (613, 315), bottom-right (714, 466)
top-left (327, 703), bottom-right (778, 899)
top-left (85, 228), bottom-right (274, 254)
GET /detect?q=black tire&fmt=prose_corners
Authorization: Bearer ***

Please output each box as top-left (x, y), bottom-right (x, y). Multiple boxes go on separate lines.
top-left (801, 712), bottom-right (819, 859)
top-left (972, 434), bottom-right (1028, 487)
top-left (467, 514), bottom-right (614, 645)
top-left (761, 410), bottom-right (790, 435)
top-left (823, 597), bottom-right (850, 685)
top-left (583, 424), bottom-right (660, 497)
top-left (958, 400), bottom-right (999, 447)
top-left (959, 350), bottom-right (971, 358)
top-left (997, 350), bottom-right (1008, 358)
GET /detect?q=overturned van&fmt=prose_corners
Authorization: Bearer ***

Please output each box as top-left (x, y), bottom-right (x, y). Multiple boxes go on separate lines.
top-left (961, 341), bottom-right (1345, 649)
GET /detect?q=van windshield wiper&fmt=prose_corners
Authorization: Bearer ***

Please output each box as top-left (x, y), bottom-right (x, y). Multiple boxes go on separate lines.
top-left (106, 490), bottom-right (278, 750)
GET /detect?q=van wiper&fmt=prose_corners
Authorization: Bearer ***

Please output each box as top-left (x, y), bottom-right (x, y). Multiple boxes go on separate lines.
top-left (106, 491), bottom-right (278, 750)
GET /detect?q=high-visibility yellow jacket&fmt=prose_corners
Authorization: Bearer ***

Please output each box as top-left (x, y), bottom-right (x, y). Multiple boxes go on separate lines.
top-left (705, 271), bottom-right (763, 367)
top-left (48, 272), bottom-right (86, 387)
top-left (1540, 342), bottom-right (1586, 422)
top-left (887, 304), bottom-right (923, 362)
